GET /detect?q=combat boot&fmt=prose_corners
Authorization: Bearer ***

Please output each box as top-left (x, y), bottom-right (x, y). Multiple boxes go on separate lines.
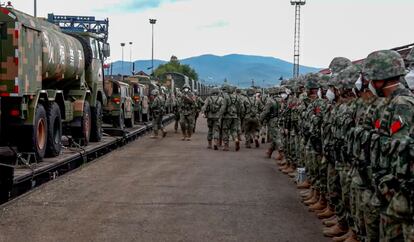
top-left (207, 141), bottom-right (213, 149)
top-left (161, 129), bottom-right (167, 138)
top-left (275, 151), bottom-right (284, 161)
top-left (150, 130), bottom-right (159, 139)
top-left (282, 165), bottom-right (295, 174)
top-left (213, 140), bottom-right (219, 150)
top-left (278, 163), bottom-right (289, 171)
top-left (254, 139), bottom-right (260, 148)
top-left (261, 137), bottom-right (266, 144)
top-left (266, 148), bottom-right (274, 158)
top-left (223, 143), bottom-right (230, 151)
top-left (288, 170), bottom-right (297, 178)
top-left (187, 131), bottom-right (192, 141)
top-left (322, 223), bottom-right (348, 238)
top-left (302, 189), bottom-right (315, 201)
top-left (343, 231), bottom-right (359, 242)
top-left (235, 140), bottom-right (240, 151)
top-left (297, 180), bottom-right (311, 189)
top-left (317, 206), bottom-right (335, 219)
top-left (332, 229), bottom-right (354, 242)
top-left (322, 215), bottom-right (337, 226)
top-left (299, 189), bottom-right (311, 197)
top-left (309, 195), bottom-right (327, 212)
top-left (245, 142), bottom-right (251, 149)
top-left (303, 191), bottom-right (319, 206)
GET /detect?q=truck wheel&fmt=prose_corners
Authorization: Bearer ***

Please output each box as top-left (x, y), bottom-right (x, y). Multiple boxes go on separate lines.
top-left (113, 108), bottom-right (125, 130)
top-left (72, 101), bottom-right (91, 146)
top-left (90, 101), bottom-right (103, 142)
top-left (46, 103), bottom-right (62, 157)
top-left (18, 104), bottom-right (47, 160)
top-left (125, 111), bottom-right (134, 128)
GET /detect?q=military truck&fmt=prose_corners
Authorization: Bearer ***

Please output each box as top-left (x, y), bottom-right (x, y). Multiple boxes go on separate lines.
top-left (0, 7), bottom-right (110, 159)
top-left (123, 77), bottom-right (145, 123)
top-left (103, 78), bottom-right (134, 129)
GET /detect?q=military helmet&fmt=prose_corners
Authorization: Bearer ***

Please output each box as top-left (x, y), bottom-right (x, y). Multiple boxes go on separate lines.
top-left (337, 65), bottom-right (361, 89)
top-left (304, 73), bottom-right (320, 90)
top-left (329, 57), bottom-right (352, 75)
top-left (362, 50), bottom-right (406, 81)
top-left (210, 87), bottom-right (220, 95)
top-left (151, 89), bottom-right (159, 96)
top-left (182, 83), bottom-right (191, 90)
top-left (246, 88), bottom-right (255, 96)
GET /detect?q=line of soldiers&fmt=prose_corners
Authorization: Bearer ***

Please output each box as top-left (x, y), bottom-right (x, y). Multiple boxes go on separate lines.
top-left (201, 85), bottom-right (269, 151)
top-left (273, 49), bottom-right (414, 242)
top-left (150, 84), bottom-right (204, 140)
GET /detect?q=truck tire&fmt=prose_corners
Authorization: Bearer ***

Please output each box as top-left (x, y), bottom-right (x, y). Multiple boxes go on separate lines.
top-left (72, 101), bottom-right (91, 146)
top-left (46, 102), bottom-right (62, 157)
top-left (18, 104), bottom-right (47, 160)
top-left (125, 111), bottom-right (134, 128)
top-left (113, 108), bottom-right (125, 130)
top-left (90, 101), bottom-right (103, 142)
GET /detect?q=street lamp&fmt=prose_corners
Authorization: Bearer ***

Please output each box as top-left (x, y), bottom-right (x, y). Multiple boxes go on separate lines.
top-left (129, 42), bottom-right (133, 74)
top-left (121, 43), bottom-right (125, 75)
top-left (149, 18), bottom-right (157, 76)
top-left (34, 0), bottom-right (37, 17)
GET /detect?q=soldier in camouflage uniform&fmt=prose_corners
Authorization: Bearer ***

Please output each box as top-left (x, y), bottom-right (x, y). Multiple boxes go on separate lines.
top-left (260, 88), bottom-right (283, 159)
top-left (150, 89), bottom-right (167, 139)
top-left (172, 90), bottom-right (181, 133)
top-left (201, 88), bottom-right (224, 150)
top-left (235, 88), bottom-right (245, 143)
top-left (243, 89), bottom-right (261, 148)
top-left (178, 84), bottom-right (197, 141)
top-left (220, 85), bottom-right (242, 151)
top-left (362, 50), bottom-right (414, 242)
top-left (193, 90), bottom-right (205, 133)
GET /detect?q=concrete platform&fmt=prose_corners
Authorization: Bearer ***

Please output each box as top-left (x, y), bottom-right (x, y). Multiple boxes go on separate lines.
top-left (0, 118), bottom-right (329, 242)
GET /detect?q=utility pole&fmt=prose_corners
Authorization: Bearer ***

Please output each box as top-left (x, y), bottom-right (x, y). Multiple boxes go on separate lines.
top-left (121, 43), bottom-right (125, 75)
top-left (129, 42), bottom-right (133, 74)
top-left (290, 0), bottom-right (306, 78)
top-left (34, 0), bottom-right (37, 17)
top-left (149, 19), bottom-right (157, 76)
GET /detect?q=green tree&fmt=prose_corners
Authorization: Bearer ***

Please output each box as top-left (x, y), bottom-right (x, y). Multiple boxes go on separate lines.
top-left (154, 56), bottom-right (199, 81)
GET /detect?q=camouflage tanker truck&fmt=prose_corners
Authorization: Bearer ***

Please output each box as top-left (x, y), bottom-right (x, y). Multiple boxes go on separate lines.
top-left (0, 6), bottom-right (110, 160)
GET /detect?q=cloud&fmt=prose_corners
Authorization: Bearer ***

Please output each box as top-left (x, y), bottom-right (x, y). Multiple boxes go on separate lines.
top-left (96, 0), bottom-right (184, 13)
top-left (198, 20), bottom-right (229, 30)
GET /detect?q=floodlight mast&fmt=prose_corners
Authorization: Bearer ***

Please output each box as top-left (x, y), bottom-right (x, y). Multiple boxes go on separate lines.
top-left (290, 0), bottom-right (306, 78)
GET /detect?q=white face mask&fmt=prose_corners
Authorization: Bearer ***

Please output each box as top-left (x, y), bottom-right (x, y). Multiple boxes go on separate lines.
top-left (368, 81), bottom-right (378, 97)
top-left (405, 69), bottom-right (414, 90)
top-left (183, 88), bottom-right (190, 93)
top-left (285, 89), bottom-right (292, 95)
top-left (355, 75), bottom-right (363, 91)
top-left (317, 88), bottom-right (322, 99)
top-left (326, 89), bottom-right (336, 102)
top-left (281, 93), bottom-right (288, 100)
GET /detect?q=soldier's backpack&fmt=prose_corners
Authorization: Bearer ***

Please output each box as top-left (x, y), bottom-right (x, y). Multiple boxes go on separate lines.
top-left (226, 95), bottom-right (238, 116)
top-left (209, 96), bottom-right (221, 113)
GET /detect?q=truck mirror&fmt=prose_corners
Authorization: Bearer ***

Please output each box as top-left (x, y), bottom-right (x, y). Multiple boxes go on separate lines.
top-left (102, 43), bottom-right (110, 58)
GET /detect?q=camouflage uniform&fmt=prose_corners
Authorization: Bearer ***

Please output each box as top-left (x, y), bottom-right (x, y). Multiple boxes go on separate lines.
top-left (150, 89), bottom-right (166, 138)
top-left (178, 84), bottom-right (197, 141)
top-left (260, 88), bottom-right (283, 157)
top-left (201, 88), bottom-right (223, 150)
top-left (243, 89), bottom-right (261, 148)
top-left (362, 50), bottom-right (414, 242)
top-left (221, 85), bottom-right (242, 151)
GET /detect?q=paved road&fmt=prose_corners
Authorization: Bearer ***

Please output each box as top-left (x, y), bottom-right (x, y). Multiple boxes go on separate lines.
top-left (0, 118), bottom-right (329, 242)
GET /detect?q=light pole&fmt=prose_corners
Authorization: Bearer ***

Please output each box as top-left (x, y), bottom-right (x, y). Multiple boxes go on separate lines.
top-left (129, 42), bottom-right (133, 74)
top-left (290, 0), bottom-right (306, 78)
top-left (34, 0), bottom-right (37, 17)
top-left (121, 43), bottom-right (125, 75)
top-left (149, 19), bottom-right (157, 76)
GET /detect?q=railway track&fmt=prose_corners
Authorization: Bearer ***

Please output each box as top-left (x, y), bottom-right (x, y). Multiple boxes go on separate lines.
top-left (0, 115), bottom-right (174, 205)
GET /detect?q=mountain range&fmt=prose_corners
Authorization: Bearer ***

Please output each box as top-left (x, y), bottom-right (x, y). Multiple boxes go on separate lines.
top-left (108, 54), bottom-right (321, 87)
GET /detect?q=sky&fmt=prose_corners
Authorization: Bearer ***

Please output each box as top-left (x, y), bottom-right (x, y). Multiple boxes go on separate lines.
top-left (7, 0), bottom-right (414, 68)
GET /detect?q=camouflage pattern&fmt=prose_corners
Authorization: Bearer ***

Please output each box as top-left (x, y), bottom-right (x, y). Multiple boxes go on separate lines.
top-left (150, 90), bottom-right (166, 131)
top-left (329, 57), bottom-right (352, 75)
top-left (201, 90), bottom-right (224, 142)
top-left (221, 89), bottom-right (242, 145)
top-left (178, 87), bottom-right (196, 139)
top-left (242, 90), bottom-right (261, 148)
top-left (363, 50), bottom-right (407, 81)
top-left (260, 92), bottom-right (282, 152)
